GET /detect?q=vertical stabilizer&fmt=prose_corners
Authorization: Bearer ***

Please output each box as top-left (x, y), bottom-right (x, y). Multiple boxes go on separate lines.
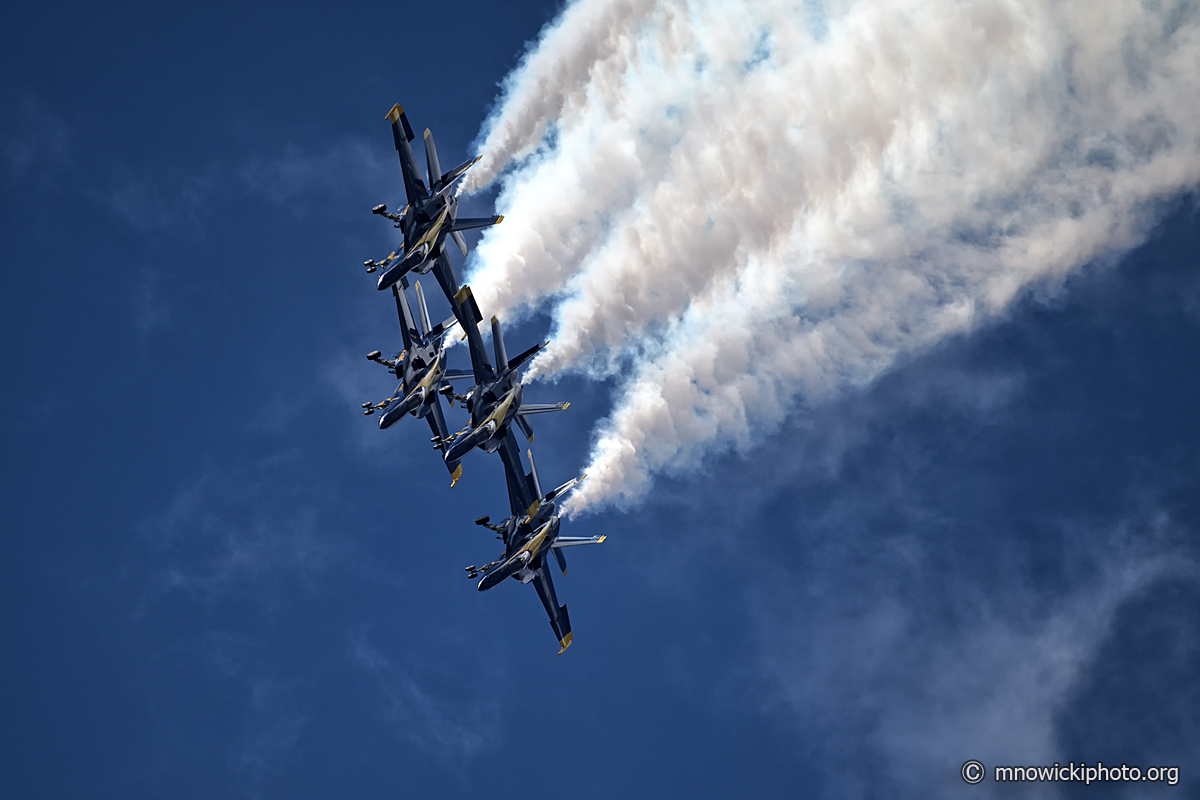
top-left (491, 316), bottom-right (509, 372)
top-left (423, 129), bottom-right (442, 191)
top-left (392, 285), bottom-right (417, 351)
top-left (414, 281), bottom-right (432, 337)
top-left (527, 449), bottom-right (543, 500)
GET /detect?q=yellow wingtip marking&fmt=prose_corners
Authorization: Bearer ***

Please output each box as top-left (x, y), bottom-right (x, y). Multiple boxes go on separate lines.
top-left (450, 464), bottom-right (463, 487)
top-left (385, 103), bottom-right (403, 123)
top-left (454, 285), bottom-right (473, 303)
top-left (424, 128), bottom-right (433, 139)
top-left (563, 402), bottom-right (570, 410)
top-left (496, 215), bottom-right (504, 224)
top-left (598, 535), bottom-right (606, 544)
top-left (557, 632), bottom-right (573, 654)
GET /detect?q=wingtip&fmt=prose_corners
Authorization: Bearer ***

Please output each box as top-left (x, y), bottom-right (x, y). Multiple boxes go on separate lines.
top-left (385, 103), bottom-right (403, 122)
top-left (450, 464), bottom-right (463, 487)
top-left (598, 535), bottom-right (606, 544)
top-left (557, 632), bottom-right (573, 654)
top-left (424, 127), bottom-right (432, 140)
top-left (563, 402), bottom-right (570, 410)
top-left (496, 215), bottom-right (504, 224)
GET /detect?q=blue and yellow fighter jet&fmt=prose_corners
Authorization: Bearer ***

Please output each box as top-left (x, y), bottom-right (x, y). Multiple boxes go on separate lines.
top-left (361, 278), bottom-right (473, 484)
top-left (466, 446), bottom-right (604, 653)
top-left (439, 286), bottom-right (569, 467)
top-left (363, 104), bottom-right (503, 305)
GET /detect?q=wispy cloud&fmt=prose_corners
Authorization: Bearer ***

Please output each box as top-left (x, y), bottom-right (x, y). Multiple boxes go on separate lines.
top-left (1, 92), bottom-right (71, 185)
top-left (348, 629), bottom-right (499, 762)
top-left (136, 454), bottom-right (351, 613)
top-left (751, 515), bottom-right (1192, 799)
top-left (132, 265), bottom-right (173, 342)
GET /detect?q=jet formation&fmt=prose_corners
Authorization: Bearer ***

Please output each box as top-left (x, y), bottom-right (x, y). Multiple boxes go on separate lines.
top-left (356, 104), bottom-right (605, 654)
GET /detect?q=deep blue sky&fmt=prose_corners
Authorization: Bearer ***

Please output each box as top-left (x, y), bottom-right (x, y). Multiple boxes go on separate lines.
top-left (2, 2), bottom-right (1198, 798)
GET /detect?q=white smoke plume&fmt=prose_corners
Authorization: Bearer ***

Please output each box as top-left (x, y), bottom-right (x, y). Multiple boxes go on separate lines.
top-left (463, 0), bottom-right (1200, 513)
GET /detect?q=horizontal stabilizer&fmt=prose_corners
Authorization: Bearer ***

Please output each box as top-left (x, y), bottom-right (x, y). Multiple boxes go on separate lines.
top-left (545, 473), bottom-right (585, 502)
top-left (506, 341), bottom-right (546, 373)
top-left (452, 229), bottom-right (468, 257)
top-left (517, 401), bottom-right (569, 416)
top-left (426, 315), bottom-right (460, 342)
top-left (552, 546), bottom-right (568, 575)
top-left (439, 155), bottom-right (481, 189)
top-left (442, 368), bottom-right (474, 381)
top-left (515, 413), bottom-right (534, 443)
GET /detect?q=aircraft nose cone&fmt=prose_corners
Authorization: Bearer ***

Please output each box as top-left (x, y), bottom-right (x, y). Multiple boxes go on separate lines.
top-left (378, 391), bottom-right (421, 429)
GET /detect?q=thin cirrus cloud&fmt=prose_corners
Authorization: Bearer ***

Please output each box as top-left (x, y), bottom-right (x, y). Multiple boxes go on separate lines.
top-left (459, 0), bottom-right (1200, 513)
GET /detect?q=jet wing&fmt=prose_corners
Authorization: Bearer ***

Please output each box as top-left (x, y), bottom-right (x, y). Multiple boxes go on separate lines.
top-left (551, 535), bottom-right (606, 548)
top-left (385, 104), bottom-right (427, 206)
top-left (517, 402), bottom-right (570, 415)
top-left (425, 397), bottom-right (463, 487)
top-left (531, 560), bottom-right (572, 654)
top-left (449, 215), bottom-right (503, 233)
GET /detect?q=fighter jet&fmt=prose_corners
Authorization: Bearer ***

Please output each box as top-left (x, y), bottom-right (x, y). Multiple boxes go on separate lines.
top-left (440, 286), bottom-right (569, 466)
top-left (361, 278), bottom-right (473, 485)
top-left (363, 104), bottom-right (503, 304)
top-left (465, 444), bottom-right (604, 653)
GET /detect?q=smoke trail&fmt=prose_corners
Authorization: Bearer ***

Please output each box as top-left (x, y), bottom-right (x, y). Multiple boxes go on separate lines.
top-left (464, 0), bottom-right (1200, 513)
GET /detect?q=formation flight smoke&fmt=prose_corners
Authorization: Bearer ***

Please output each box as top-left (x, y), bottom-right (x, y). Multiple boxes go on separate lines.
top-left (463, 0), bottom-right (1200, 513)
